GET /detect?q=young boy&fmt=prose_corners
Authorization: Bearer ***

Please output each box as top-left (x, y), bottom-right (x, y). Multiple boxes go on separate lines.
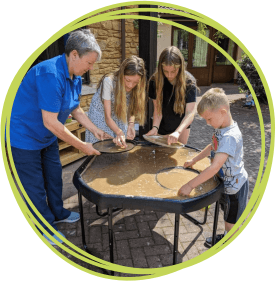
top-left (178, 88), bottom-right (249, 248)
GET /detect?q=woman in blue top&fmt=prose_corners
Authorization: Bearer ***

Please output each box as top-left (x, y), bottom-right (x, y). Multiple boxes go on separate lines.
top-left (10, 29), bottom-right (109, 245)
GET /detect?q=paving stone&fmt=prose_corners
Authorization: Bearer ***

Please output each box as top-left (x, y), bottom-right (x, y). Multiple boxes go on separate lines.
top-left (180, 254), bottom-right (189, 262)
top-left (76, 222), bottom-right (90, 236)
top-left (116, 258), bottom-right (133, 268)
top-left (66, 236), bottom-right (83, 248)
top-left (198, 249), bottom-right (208, 255)
top-left (166, 213), bottom-right (176, 223)
top-left (135, 214), bottom-right (158, 223)
top-left (182, 222), bottom-right (203, 233)
top-left (102, 233), bottom-right (110, 251)
top-left (116, 240), bottom-right (131, 260)
top-left (143, 245), bottom-right (171, 256)
top-left (179, 232), bottom-right (205, 243)
top-left (165, 235), bottom-right (185, 253)
top-left (101, 225), bottom-right (108, 234)
top-left (162, 225), bottom-right (187, 235)
top-left (122, 209), bottom-right (140, 217)
top-left (151, 227), bottom-right (166, 237)
top-left (130, 248), bottom-right (148, 268)
top-left (154, 219), bottom-right (173, 228)
top-left (124, 220), bottom-right (138, 231)
top-left (194, 240), bottom-right (209, 253)
top-left (200, 223), bottom-right (212, 233)
top-left (181, 242), bottom-right (200, 260)
top-left (159, 254), bottom-right (175, 266)
top-left (129, 237), bottom-right (155, 248)
top-left (137, 222), bottom-right (152, 237)
top-left (102, 250), bottom-right (117, 263)
top-left (65, 229), bottom-right (77, 237)
top-left (151, 231), bottom-right (168, 245)
top-left (86, 242), bottom-right (103, 252)
top-left (88, 226), bottom-right (102, 244)
top-left (113, 223), bottom-right (126, 232)
top-left (114, 230), bottom-right (139, 241)
top-left (146, 256), bottom-right (163, 268)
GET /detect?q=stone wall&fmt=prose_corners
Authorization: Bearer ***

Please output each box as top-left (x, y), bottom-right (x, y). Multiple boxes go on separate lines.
top-left (80, 94), bottom-right (93, 112)
top-left (87, 6), bottom-right (139, 88)
top-left (79, 6), bottom-right (139, 112)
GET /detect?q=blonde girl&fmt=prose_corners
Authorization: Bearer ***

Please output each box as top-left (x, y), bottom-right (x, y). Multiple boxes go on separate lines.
top-left (86, 56), bottom-right (147, 147)
top-left (146, 46), bottom-right (199, 145)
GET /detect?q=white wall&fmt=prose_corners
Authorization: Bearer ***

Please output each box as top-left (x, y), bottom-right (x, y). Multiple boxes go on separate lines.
top-left (157, 23), bottom-right (172, 60)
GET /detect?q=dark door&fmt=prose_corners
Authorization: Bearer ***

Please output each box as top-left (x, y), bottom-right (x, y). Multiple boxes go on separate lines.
top-left (172, 26), bottom-right (213, 86)
top-left (211, 30), bottom-right (238, 83)
top-left (172, 26), bottom-right (238, 86)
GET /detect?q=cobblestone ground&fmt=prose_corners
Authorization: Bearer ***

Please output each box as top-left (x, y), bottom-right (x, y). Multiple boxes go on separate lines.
top-left (56, 83), bottom-right (272, 277)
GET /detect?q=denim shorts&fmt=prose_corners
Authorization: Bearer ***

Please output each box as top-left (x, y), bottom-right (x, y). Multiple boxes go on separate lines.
top-left (220, 179), bottom-right (249, 224)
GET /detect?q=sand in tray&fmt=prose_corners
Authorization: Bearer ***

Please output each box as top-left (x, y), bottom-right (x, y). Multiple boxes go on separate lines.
top-left (82, 146), bottom-right (219, 200)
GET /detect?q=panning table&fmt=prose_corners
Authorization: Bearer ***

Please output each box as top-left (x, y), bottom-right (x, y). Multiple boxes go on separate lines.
top-left (73, 141), bottom-right (223, 272)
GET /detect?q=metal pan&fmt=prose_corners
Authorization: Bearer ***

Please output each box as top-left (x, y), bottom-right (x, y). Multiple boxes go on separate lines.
top-left (93, 139), bottom-right (136, 154)
top-left (155, 166), bottom-right (200, 190)
top-left (143, 134), bottom-right (185, 148)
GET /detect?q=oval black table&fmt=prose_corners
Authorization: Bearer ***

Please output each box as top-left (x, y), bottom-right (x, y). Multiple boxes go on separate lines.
top-left (73, 141), bottom-right (224, 273)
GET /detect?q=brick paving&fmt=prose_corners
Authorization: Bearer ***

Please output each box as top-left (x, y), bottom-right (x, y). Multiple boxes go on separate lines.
top-left (55, 83), bottom-right (271, 276)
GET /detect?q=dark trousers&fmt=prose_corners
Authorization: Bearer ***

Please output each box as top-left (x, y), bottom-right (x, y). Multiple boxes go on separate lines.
top-left (11, 139), bottom-right (70, 236)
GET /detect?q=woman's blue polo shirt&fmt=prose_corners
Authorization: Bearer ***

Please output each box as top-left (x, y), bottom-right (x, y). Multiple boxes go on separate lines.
top-left (10, 54), bottom-right (82, 150)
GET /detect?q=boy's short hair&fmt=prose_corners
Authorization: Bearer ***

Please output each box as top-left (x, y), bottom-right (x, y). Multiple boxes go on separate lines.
top-left (197, 88), bottom-right (229, 115)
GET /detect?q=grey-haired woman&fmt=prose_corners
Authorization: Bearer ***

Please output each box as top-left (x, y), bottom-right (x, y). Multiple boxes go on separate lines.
top-left (10, 29), bottom-right (109, 245)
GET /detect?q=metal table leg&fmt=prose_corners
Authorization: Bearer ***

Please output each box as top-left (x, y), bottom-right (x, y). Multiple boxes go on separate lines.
top-left (78, 190), bottom-right (90, 252)
top-left (96, 205), bottom-right (122, 217)
top-left (212, 201), bottom-right (220, 246)
top-left (173, 213), bottom-right (180, 265)
top-left (182, 206), bottom-right (209, 225)
top-left (108, 207), bottom-right (115, 276)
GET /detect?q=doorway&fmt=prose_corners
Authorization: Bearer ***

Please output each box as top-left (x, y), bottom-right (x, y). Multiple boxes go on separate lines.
top-left (172, 26), bottom-right (237, 86)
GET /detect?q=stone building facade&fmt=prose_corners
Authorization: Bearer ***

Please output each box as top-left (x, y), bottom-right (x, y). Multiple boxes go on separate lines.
top-left (79, 7), bottom-right (139, 111)
top-left (88, 19), bottom-right (139, 86)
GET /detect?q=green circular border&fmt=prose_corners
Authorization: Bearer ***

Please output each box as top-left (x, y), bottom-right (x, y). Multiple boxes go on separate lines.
top-left (1, 1), bottom-right (274, 279)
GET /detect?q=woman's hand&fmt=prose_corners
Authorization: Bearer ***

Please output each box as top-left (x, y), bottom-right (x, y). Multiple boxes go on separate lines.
top-left (127, 123), bottom-right (136, 140)
top-left (145, 127), bottom-right (158, 136)
top-left (167, 131), bottom-right (180, 145)
top-left (113, 130), bottom-right (127, 148)
top-left (81, 143), bottom-right (101, 156)
top-left (93, 128), bottom-right (112, 141)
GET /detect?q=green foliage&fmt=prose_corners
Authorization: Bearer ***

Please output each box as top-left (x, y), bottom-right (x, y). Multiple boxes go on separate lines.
top-left (237, 52), bottom-right (267, 103)
top-left (197, 22), bottom-right (208, 36)
top-left (180, 49), bottom-right (188, 61)
top-left (214, 31), bottom-right (226, 43)
top-left (133, 19), bottom-right (139, 29)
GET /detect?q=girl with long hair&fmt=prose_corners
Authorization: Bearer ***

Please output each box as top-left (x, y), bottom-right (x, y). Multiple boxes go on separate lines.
top-left (146, 46), bottom-right (199, 145)
top-left (86, 55), bottom-right (147, 147)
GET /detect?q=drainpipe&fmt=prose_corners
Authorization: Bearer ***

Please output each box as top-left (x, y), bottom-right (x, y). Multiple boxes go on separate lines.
top-left (121, 6), bottom-right (126, 61)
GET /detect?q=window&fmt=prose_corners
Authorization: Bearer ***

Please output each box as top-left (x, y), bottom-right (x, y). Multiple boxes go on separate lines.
top-left (172, 29), bottom-right (189, 62)
top-left (215, 37), bottom-right (235, 65)
top-left (192, 29), bottom-right (210, 68)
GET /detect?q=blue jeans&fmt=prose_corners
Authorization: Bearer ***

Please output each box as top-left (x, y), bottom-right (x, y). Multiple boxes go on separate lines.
top-left (11, 139), bottom-right (70, 236)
